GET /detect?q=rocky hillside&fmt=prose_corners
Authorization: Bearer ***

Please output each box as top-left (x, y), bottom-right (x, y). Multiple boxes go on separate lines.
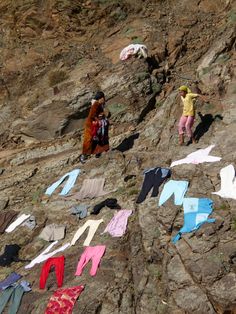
top-left (0, 0), bottom-right (236, 313)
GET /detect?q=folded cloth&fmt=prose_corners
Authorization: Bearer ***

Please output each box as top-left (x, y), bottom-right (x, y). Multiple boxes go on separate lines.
top-left (22, 215), bottom-right (36, 230)
top-left (91, 198), bottom-right (121, 215)
top-left (70, 205), bottom-right (88, 219)
top-left (19, 280), bottom-right (31, 292)
top-left (39, 224), bottom-right (66, 242)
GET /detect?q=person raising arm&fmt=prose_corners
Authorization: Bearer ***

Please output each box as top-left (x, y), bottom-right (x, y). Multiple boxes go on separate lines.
top-left (178, 85), bottom-right (208, 145)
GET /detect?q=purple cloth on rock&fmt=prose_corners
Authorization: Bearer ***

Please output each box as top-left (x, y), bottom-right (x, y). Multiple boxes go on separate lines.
top-left (0, 272), bottom-right (22, 290)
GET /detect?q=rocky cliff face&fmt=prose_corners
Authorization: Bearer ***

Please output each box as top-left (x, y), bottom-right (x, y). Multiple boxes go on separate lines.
top-left (0, 0), bottom-right (236, 313)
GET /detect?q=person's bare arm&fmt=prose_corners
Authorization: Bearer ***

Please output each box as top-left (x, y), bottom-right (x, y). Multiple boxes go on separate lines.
top-left (198, 94), bottom-right (209, 102)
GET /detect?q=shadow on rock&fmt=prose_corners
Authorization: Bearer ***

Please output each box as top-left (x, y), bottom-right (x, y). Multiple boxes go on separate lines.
top-left (137, 94), bottom-right (157, 124)
top-left (113, 133), bottom-right (140, 153)
top-left (193, 112), bottom-right (223, 142)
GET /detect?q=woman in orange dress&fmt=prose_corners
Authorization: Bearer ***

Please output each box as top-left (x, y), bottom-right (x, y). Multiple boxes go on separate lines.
top-left (80, 92), bottom-right (109, 163)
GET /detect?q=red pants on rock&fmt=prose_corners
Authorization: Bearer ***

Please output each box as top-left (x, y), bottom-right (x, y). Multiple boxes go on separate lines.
top-left (39, 256), bottom-right (65, 289)
top-left (45, 285), bottom-right (84, 314)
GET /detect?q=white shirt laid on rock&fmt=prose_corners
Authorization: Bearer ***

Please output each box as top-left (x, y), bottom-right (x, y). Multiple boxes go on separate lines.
top-left (170, 145), bottom-right (221, 167)
top-left (212, 164), bottom-right (236, 200)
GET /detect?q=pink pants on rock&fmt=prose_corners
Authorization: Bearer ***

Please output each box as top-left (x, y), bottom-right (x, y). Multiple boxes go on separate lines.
top-left (75, 245), bottom-right (106, 277)
top-left (178, 115), bottom-right (194, 138)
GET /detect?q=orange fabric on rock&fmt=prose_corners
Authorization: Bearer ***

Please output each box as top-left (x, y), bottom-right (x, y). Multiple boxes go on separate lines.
top-left (82, 100), bottom-right (109, 155)
top-left (93, 143), bottom-right (109, 154)
top-left (82, 100), bottom-right (104, 155)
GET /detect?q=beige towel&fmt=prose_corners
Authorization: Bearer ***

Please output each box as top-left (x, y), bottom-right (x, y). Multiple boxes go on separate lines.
top-left (39, 224), bottom-right (66, 242)
top-left (71, 178), bottom-right (111, 200)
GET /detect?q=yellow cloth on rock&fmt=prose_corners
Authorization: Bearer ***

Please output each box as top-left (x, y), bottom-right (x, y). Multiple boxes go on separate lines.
top-left (181, 93), bottom-right (199, 116)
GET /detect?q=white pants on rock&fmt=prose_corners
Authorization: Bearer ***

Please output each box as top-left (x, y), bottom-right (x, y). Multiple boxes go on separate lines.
top-left (5, 214), bottom-right (31, 233)
top-left (25, 241), bottom-right (70, 269)
top-left (71, 219), bottom-right (103, 246)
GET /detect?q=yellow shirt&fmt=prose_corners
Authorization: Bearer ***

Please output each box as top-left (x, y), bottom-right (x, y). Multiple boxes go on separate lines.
top-left (181, 93), bottom-right (198, 116)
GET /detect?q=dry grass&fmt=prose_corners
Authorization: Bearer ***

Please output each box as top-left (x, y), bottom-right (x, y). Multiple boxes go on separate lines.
top-left (48, 70), bottom-right (69, 87)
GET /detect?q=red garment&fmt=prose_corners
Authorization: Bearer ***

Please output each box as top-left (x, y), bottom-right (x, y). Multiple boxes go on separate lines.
top-left (91, 120), bottom-right (100, 137)
top-left (39, 256), bottom-right (65, 289)
top-left (45, 285), bottom-right (84, 314)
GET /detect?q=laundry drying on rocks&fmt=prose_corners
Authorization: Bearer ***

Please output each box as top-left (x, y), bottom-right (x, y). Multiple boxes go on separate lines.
top-left (158, 180), bottom-right (189, 206)
top-left (170, 144), bottom-right (221, 167)
top-left (69, 204), bottom-right (89, 219)
top-left (91, 198), bottom-right (121, 215)
top-left (45, 169), bottom-right (81, 196)
top-left (70, 178), bottom-right (113, 200)
top-left (136, 167), bottom-right (171, 203)
top-left (39, 224), bottom-right (66, 242)
top-left (120, 44), bottom-right (148, 60)
top-left (0, 281), bottom-right (31, 314)
top-left (212, 164), bottom-right (236, 200)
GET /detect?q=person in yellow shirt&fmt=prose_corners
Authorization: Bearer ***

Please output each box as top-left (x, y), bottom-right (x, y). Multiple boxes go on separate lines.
top-left (178, 85), bottom-right (207, 145)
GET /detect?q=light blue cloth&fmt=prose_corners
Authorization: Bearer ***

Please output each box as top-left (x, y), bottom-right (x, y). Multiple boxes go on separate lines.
top-left (19, 281), bottom-right (31, 292)
top-left (172, 198), bottom-right (215, 243)
top-left (45, 169), bottom-right (81, 196)
top-left (70, 204), bottom-right (89, 219)
top-left (158, 180), bottom-right (189, 206)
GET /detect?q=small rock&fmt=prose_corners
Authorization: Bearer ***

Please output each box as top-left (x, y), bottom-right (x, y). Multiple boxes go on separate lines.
top-left (0, 198), bottom-right (9, 210)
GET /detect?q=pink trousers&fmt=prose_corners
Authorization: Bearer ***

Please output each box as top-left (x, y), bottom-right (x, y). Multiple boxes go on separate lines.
top-left (178, 115), bottom-right (194, 138)
top-left (75, 245), bottom-right (106, 277)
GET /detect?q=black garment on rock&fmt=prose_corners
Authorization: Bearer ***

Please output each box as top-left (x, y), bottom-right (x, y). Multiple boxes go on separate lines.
top-left (91, 198), bottom-right (121, 215)
top-left (0, 244), bottom-right (21, 267)
top-left (0, 244), bottom-right (30, 267)
top-left (136, 167), bottom-right (171, 204)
